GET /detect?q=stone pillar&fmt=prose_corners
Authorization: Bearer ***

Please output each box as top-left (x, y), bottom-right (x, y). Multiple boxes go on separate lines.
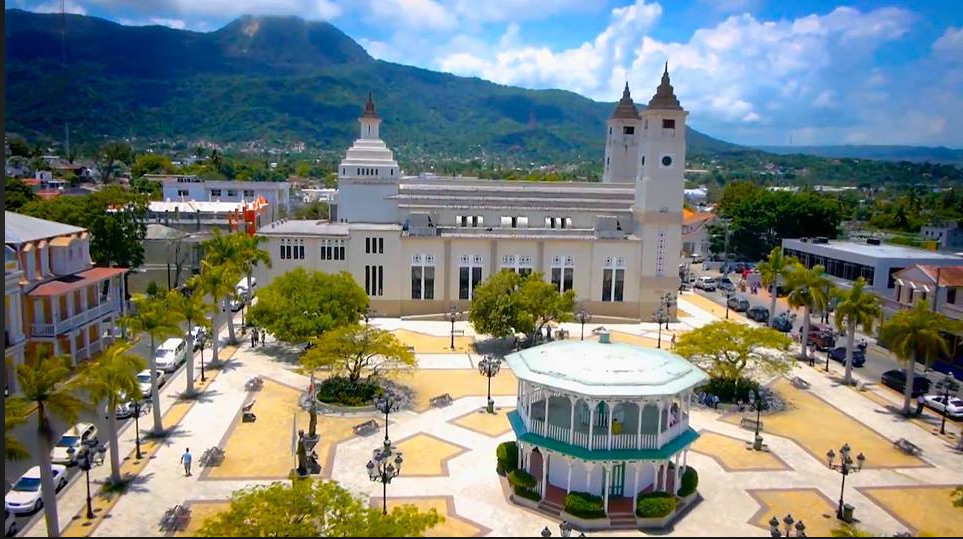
top-left (660, 463), bottom-right (668, 492)
top-left (68, 332), bottom-right (77, 364)
top-left (81, 324), bottom-right (90, 359)
top-left (607, 401), bottom-right (614, 450)
top-left (569, 396), bottom-right (576, 444)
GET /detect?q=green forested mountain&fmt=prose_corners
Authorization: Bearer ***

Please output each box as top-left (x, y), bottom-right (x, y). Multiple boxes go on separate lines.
top-left (756, 145), bottom-right (963, 165)
top-left (4, 9), bottom-right (736, 163)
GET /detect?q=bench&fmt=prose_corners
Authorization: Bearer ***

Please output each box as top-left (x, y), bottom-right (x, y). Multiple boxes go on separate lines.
top-left (430, 393), bottom-right (453, 408)
top-left (200, 446), bottom-right (225, 467)
top-left (893, 438), bottom-right (923, 456)
top-left (739, 416), bottom-right (763, 432)
top-left (451, 329), bottom-right (465, 336)
top-left (791, 376), bottom-right (811, 389)
top-left (160, 504), bottom-right (191, 532)
top-left (353, 419), bottom-right (380, 436)
top-left (242, 400), bottom-right (257, 423)
top-left (245, 376), bottom-right (263, 391)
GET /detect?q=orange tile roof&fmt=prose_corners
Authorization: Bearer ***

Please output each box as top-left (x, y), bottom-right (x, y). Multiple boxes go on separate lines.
top-left (683, 208), bottom-right (715, 225)
top-left (917, 265), bottom-right (963, 287)
top-left (27, 267), bottom-right (128, 297)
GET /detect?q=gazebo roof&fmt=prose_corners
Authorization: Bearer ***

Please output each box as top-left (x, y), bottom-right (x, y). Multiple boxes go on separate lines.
top-left (504, 340), bottom-right (708, 397)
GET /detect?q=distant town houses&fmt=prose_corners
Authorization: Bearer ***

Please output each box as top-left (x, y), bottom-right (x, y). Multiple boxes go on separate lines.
top-left (150, 174), bottom-right (292, 223)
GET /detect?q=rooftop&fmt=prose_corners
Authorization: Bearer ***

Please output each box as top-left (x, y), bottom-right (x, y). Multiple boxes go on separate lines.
top-left (148, 200), bottom-right (266, 213)
top-left (257, 220), bottom-right (401, 236)
top-left (783, 238), bottom-right (963, 261)
top-left (504, 340), bottom-right (708, 397)
top-left (5, 211), bottom-right (85, 245)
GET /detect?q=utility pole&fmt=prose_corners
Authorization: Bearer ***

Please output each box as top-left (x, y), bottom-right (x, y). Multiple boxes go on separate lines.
top-left (932, 266), bottom-right (942, 314)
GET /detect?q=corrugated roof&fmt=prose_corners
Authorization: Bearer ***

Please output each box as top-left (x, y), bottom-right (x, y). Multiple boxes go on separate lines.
top-left (27, 267), bottom-right (128, 297)
top-left (5, 211), bottom-right (85, 245)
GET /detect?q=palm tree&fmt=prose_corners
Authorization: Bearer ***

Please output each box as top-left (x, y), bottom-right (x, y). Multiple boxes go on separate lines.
top-left (167, 288), bottom-right (211, 396)
top-left (834, 277), bottom-right (882, 385)
top-left (201, 229), bottom-right (242, 344)
top-left (5, 398), bottom-right (30, 461)
top-left (879, 300), bottom-right (959, 415)
top-left (193, 261), bottom-right (239, 366)
top-left (120, 293), bottom-right (181, 434)
top-left (757, 246), bottom-right (795, 328)
top-left (785, 263), bottom-right (833, 361)
top-left (232, 233), bottom-right (271, 327)
top-left (10, 355), bottom-right (85, 538)
top-left (81, 341), bottom-right (145, 484)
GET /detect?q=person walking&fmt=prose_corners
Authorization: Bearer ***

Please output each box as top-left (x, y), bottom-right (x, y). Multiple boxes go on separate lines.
top-left (916, 395), bottom-right (926, 416)
top-left (670, 333), bottom-right (676, 349)
top-left (250, 329), bottom-right (257, 348)
top-left (260, 329), bottom-right (267, 346)
top-left (181, 448), bottom-right (193, 476)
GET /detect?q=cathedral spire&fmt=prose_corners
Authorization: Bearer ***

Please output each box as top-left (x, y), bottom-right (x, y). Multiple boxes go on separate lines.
top-left (361, 92), bottom-right (379, 119)
top-left (611, 82), bottom-right (641, 120)
top-left (648, 62), bottom-right (683, 111)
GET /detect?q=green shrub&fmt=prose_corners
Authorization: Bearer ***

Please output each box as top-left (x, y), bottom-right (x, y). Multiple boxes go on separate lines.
top-left (315, 376), bottom-right (381, 406)
top-left (676, 467), bottom-right (699, 497)
top-left (564, 491), bottom-right (606, 519)
top-left (496, 441), bottom-right (518, 475)
top-left (508, 469), bottom-right (537, 489)
top-left (514, 485), bottom-right (541, 501)
top-left (635, 492), bottom-right (677, 518)
top-left (701, 376), bottom-right (760, 403)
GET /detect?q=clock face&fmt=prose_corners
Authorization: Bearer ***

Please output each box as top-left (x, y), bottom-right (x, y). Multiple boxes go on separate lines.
top-left (661, 155), bottom-right (673, 167)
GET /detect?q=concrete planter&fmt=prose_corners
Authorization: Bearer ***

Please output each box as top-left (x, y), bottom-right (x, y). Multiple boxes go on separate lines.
top-left (559, 510), bottom-right (611, 531)
top-left (636, 512), bottom-right (675, 529)
top-left (315, 400), bottom-right (378, 414)
top-left (679, 491), bottom-right (698, 507)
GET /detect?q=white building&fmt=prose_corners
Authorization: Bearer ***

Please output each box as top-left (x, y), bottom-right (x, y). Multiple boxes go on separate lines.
top-left (921, 221), bottom-right (963, 249)
top-left (153, 174), bottom-right (292, 223)
top-left (258, 68), bottom-right (688, 321)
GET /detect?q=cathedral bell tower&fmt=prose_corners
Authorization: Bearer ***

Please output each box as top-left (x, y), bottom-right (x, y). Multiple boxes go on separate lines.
top-left (360, 92), bottom-right (382, 140)
top-left (602, 83), bottom-right (643, 184)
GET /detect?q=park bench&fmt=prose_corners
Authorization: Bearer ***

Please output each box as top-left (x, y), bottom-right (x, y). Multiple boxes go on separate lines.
top-left (791, 376), bottom-right (811, 390)
top-left (160, 504), bottom-right (191, 532)
top-left (200, 446), bottom-right (225, 467)
top-left (430, 393), bottom-right (453, 408)
top-left (893, 438), bottom-right (923, 456)
top-left (451, 329), bottom-right (465, 336)
top-left (242, 400), bottom-right (257, 423)
top-left (739, 416), bottom-right (763, 432)
top-left (353, 419), bottom-right (380, 436)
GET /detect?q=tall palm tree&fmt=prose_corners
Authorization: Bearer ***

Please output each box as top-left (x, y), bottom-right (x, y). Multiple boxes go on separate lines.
top-left (193, 261), bottom-right (239, 366)
top-left (201, 229), bottom-right (242, 344)
top-left (785, 262), bottom-right (833, 361)
top-left (757, 246), bottom-right (795, 328)
top-left (879, 300), bottom-right (958, 415)
top-left (81, 341), bottom-right (145, 484)
top-left (167, 288), bottom-right (211, 396)
top-left (120, 293), bottom-right (181, 434)
top-left (5, 398), bottom-right (30, 461)
top-left (10, 355), bottom-right (85, 538)
top-left (834, 277), bottom-right (882, 385)
top-left (233, 233), bottom-right (272, 326)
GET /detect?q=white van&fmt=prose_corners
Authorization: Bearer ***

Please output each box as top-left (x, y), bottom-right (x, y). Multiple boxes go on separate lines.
top-left (235, 276), bottom-right (256, 296)
top-left (154, 337), bottom-right (187, 372)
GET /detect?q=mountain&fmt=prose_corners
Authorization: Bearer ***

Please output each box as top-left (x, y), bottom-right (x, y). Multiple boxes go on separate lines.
top-left (755, 145), bottom-right (963, 165)
top-left (4, 9), bottom-right (737, 163)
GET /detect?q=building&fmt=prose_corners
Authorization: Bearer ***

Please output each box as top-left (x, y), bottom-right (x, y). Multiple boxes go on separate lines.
top-left (4, 212), bottom-right (127, 393)
top-left (781, 237), bottom-right (963, 296)
top-left (681, 208), bottom-right (715, 259)
top-left (258, 67), bottom-right (688, 321)
top-left (891, 264), bottom-right (963, 377)
top-left (505, 336), bottom-right (707, 525)
top-left (151, 174), bottom-right (291, 223)
top-left (921, 221), bottom-right (963, 250)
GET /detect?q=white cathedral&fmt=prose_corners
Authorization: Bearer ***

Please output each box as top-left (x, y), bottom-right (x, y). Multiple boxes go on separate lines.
top-left (256, 66), bottom-right (687, 321)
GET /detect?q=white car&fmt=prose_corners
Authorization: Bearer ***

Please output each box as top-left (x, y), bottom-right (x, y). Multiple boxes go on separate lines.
top-left (924, 394), bottom-right (963, 418)
top-left (188, 326), bottom-right (206, 350)
top-left (50, 423), bottom-right (98, 465)
top-left (154, 338), bottom-right (187, 373)
top-left (137, 369), bottom-right (166, 398)
top-left (5, 465), bottom-right (68, 515)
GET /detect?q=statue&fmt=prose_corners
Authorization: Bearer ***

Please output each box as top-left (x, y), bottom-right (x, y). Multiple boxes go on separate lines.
top-left (296, 430), bottom-right (308, 477)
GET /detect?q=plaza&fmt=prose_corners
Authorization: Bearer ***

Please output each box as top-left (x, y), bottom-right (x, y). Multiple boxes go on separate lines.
top-left (15, 294), bottom-right (963, 538)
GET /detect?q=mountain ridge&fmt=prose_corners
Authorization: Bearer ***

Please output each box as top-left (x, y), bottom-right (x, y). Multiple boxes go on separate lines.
top-left (755, 145), bottom-right (963, 165)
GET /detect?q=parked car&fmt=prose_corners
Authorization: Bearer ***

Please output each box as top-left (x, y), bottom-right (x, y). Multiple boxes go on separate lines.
top-left (694, 277), bottom-right (717, 291)
top-left (235, 276), bottom-right (257, 297)
top-left (881, 369), bottom-right (932, 397)
top-left (5, 465), bottom-right (68, 515)
top-left (717, 279), bottom-right (736, 293)
top-left (772, 312), bottom-right (794, 332)
top-left (154, 338), bottom-right (187, 373)
top-left (137, 369), bottom-right (166, 398)
top-left (188, 326), bottom-right (206, 350)
top-left (690, 254), bottom-right (705, 264)
top-left (923, 394), bottom-right (963, 418)
top-left (115, 393), bottom-right (148, 420)
top-left (229, 298), bottom-right (245, 312)
top-left (800, 324), bottom-right (835, 351)
top-left (829, 346), bottom-right (866, 367)
top-left (746, 306), bottom-right (770, 323)
top-left (727, 295), bottom-right (750, 312)
top-left (50, 423), bottom-right (98, 465)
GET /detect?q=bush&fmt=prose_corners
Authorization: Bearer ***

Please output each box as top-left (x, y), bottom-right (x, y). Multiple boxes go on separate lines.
top-left (564, 491), bottom-right (606, 519)
top-left (701, 376), bottom-right (760, 403)
top-left (508, 469), bottom-right (537, 489)
top-left (514, 485), bottom-right (540, 501)
top-left (496, 441), bottom-right (518, 475)
top-left (677, 467), bottom-right (699, 497)
top-left (635, 492), bottom-right (677, 518)
top-left (315, 376), bottom-right (381, 406)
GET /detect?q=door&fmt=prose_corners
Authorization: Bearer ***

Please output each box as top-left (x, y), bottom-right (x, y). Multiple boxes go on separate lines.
top-left (609, 463), bottom-right (625, 497)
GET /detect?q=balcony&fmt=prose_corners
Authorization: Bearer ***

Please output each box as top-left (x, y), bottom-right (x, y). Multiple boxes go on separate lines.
top-left (524, 412), bottom-right (687, 451)
top-left (31, 298), bottom-right (120, 338)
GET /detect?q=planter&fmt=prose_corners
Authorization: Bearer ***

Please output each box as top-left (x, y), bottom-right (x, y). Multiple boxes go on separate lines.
top-left (679, 491), bottom-right (698, 507)
top-left (636, 512), bottom-right (675, 529)
top-left (315, 400), bottom-right (378, 414)
top-left (510, 493), bottom-right (541, 511)
top-left (559, 510), bottom-right (611, 531)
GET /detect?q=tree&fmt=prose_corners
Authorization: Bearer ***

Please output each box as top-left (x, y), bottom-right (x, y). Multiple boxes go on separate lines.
top-left (5, 398), bottom-right (29, 461)
top-left (831, 523), bottom-right (877, 537)
top-left (80, 341), bottom-right (145, 484)
top-left (166, 289), bottom-right (211, 396)
top-left (879, 301), bottom-right (959, 415)
top-left (9, 355), bottom-right (85, 537)
top-left (515, 273), bottom-right (575, 342)
top-left (120, 293), bottom-right (182, 434)
top-left (674, 320), bottom-right (794, 381)
top-left (130, 154), bottom-right (174, 178)
top-left (200, 229), bottom-right (243, 343)
top-left (249, 268), bottom-right (368, 344)
top-left (833, 278), bottom-right (882, 385)
top-left (232, 232), bottom-right (272, 328)
top-left (93, 141), bottom-right (134, 184)
top-left (8, 135), bottom-right (31, 157)
top-left (198, 479), bottom-right (441, 537)
top-left (469, 271), bottom-right (575, 343)
top-left (756, 247), bottom-right (795, 328)
top-left (192, 261), bottom-right (239, 365)
top-left (785, 263), bottom-right (833, 360)
top-left (4, 177), bottom-right (38, 212)
top-left (303, 324), bottom-right (415, 384)
top-left (293, 200), bottom-right (330, 220)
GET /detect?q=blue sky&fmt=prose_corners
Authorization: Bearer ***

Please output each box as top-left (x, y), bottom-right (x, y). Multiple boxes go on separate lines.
top-left (9, 0), bottom-right (963, 147)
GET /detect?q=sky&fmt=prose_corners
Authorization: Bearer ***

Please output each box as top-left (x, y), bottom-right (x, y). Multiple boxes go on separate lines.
top-left (9, 0), bottom-right (963, 148)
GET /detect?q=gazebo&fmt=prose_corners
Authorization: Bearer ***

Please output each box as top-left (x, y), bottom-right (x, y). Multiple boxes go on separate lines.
top-left (505, 334), bottom-right (708, 523)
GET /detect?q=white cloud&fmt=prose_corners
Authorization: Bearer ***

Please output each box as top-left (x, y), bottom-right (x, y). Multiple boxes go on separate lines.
top-left (812, 90), bottom-right (835, 108)
top-left (33, 0), bottom-right (86, 15)
top-left (119, 16), bottom-right (187, 29)
top-left (367, 0), bottom-right (456, 31)
top-left (451, 0), bottom-right (600, 23)
top-left (933, 26), bottom-right (963, 58)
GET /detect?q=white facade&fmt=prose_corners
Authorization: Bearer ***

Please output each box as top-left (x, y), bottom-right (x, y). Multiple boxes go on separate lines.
top-left (154, 174), bottom-right (291, 223)
top-left (258, 69), bottom-right (687, 321)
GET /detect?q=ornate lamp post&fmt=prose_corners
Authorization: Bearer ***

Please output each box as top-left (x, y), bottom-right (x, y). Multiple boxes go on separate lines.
top-left (376, 391), bottom-right (400, 452)
top-left (576, 308), bottom-right (592, 341)
top-left (661, 293), bottom-right (674, 330)
top-left (367, 444), bottom-right (403, 515)
top-left (653, 306), bottom-right (668, 349)
top-left (445, 304), bottom-right (460, 350)
top-left (935, 375), bottom-right (960, 435)
top-left (131, 399), bottom-right (145, 460)
top-left (68, 440), bottom-right (105, 519)
top-left (826, 443), bottom-right (866, 521)
top-left (478, 355), bottom-right (502, 414)
top-left (199, 333), bottom-right (207, 382)
top-left (724, 289), bottom-right (733, 319)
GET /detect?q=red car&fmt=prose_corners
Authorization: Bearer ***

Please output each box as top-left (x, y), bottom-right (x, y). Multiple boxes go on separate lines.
top-left (800, 324), bottom-right (836, 351)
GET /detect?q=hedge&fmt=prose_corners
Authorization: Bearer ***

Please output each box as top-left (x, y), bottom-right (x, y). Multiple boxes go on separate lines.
top-left (635, 492), bottom-right (677, 518)
top-left (508, 469), bottom-right (537, 489)
top-left (496, 441), bottom-right (518, 475)
top-left (514, 485), bottom-right (541, 501)
top-left (564, 491), bottom-right (606, 519)
top-left (676, 467), bottom-right (699, 497)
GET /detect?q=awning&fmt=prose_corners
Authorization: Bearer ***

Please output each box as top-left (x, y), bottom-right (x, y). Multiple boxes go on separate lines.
top-left (28, 267), bottom-right (128, 297)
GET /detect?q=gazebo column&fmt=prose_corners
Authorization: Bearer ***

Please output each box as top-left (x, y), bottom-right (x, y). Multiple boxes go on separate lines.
top-left (541, 452), bottom-right (549, 498)
top-left (656, 399), bottom-right (664, 447)
top-left (637, 400), bottom-right (644, 449)
top-left (632, 462), bottom-right (642, 507)
top-left (569, 396), bottom-right (575, 444)
top-left (588, 401), bottom-right (595, 449)
top-left (566, 459), bottom-right (573, 493)
top-left (682, 449), bottom-right (688, 473)
top-left (606, 401), bottom-right (614, 450)
top-left (660, 463), bottom-right (668, 492)
top-left (602, 463), bottom-right (610, 515)
top-left (544, 391), bottom-right (550, 427)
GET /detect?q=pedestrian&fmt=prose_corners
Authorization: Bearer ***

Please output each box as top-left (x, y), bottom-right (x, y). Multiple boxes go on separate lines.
top-left (670, 334), bottom-right (676, 349)
top-left (916, 395), bottom-right (926, 416)
top-left (181, 448), bottom-right (193, 476)
top-left (250, 329), bottom-right (257, 348)
top-left (254, 328), bottom-right (260, 346)
top-left (261, 329), bottom-right (267, 346)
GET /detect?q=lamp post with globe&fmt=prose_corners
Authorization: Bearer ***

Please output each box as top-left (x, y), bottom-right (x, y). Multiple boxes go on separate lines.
top-left (576, 308), bottom-right (592, 341)
top-left (827, 443), bottom-right (866, 521)
top-left (367, 445), bottom-right (403, 515)
top-left (67, 440), bottom-right (105, 519)
top-left (478, 355), bottom-right (502, 414)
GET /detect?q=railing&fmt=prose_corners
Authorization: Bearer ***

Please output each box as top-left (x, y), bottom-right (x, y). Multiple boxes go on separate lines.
top-left (521, 410), bottom-right (689, 451)
top-left (611, 433), bottom-right (637, 450)
top-left (639, 433), bottom-right (658, 449)
top-left (31, 299), bottom-right (120, 337)
top-left (530, 418), bottom-right (545, 437)
top-left (571, 430), bottom-right (589, 449)
top-left (590, 433), bottom-right (607, 450)
top-left (545, 422), bottom-right (569, 442)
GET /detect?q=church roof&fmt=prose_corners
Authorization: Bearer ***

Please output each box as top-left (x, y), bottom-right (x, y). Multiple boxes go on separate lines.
top-left (647, 63), bottom-right (683, 111)
top-left (610, 82), bottom-right (641, 120)
top-left (361, 92), bottom-right (380, 119)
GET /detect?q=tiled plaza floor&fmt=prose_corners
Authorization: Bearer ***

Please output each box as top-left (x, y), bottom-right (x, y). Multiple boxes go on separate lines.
top-left (449, 407), bottom-right (515, 437)
top-left (388, 368), bottom-right (519, 411)
top-left (691, 431), bottom-right (791, 471)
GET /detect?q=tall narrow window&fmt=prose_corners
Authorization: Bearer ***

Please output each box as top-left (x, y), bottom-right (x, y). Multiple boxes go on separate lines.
top-left (602, 269), bottom-right (613, 302)
top-left (601, 258), bottom-right (626, 302)
top-left (458, 255), bottom-right (484, 300)
top-left (551, 256), bottom-right (575, 293)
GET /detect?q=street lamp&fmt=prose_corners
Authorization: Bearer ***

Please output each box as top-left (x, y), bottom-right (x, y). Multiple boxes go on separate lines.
top-left (478, 355), bottom-right (502, 414)
top-left (366, 443), bottom-right (403, 515)
top-left (724, 289), bottom-right (733, 319)
top-left (576, 308), bottom-right (592, 341)
top-left (198, 333), bottom-right (207, 382)
top-left (131, 399), bottom-right (145, 460)
top-left (67, 440), bottom-right (104, 519)
top-left (653, 306), bottom-right (668, 349)
top-left (363, 306), bottom-right (379, 326)
top-left (375, 391), bottom-right (400, 453)
top-left (935, 375), bottom-right (960, 435)
top-left (660, 293), bottom-right (675, 330)
top-left (445, 304), bottom-right (460, 350)
top-left (827, 443), bottom-right (866, 521)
